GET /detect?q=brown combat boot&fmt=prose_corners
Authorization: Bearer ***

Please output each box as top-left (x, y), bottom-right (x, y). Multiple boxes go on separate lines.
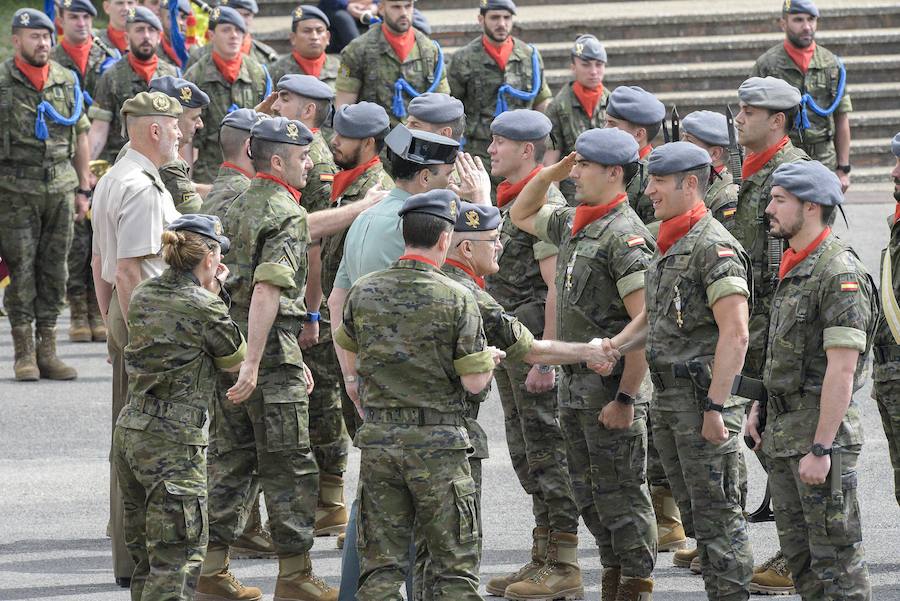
top-left (232, 497), bottom-right (277, 559)
top-left (274, 553), bottom-right (337, 601)
top-left (335, 531), bottom-right (345, 550)
top-left (35, 326), bottom-right (77, 380)
top-left (689, 556), bottom-right (702, 575)
top-left (504, 532), bottom-right (584, 601)
top-left (314, 473), bottom-right (348, 537)
top-left (485, 526), bottom-right (549, 596)
top-left (672, 546), bottom-right (698, 568)
top-left (11, 324), bottom-right (39, 381)
top-left (651, 486), bottom-right (686, 551)
top-left (749, 551), bottom-right (795, 595)
top-left (601, 566), bottom-right (621, 601)
top-left (614, 576), bottom-right (653, 601)
top-left (196, 544), bottom-right (263, 601)
top-left (87, 293), bottom-right (107, 342)
top-left (67, 296), bottom-right (92, 342)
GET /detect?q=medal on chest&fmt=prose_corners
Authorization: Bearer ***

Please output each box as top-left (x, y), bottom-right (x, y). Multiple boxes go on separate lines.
top-left (565, 251), bottom-right (577, 292)
top-left (674, 284), bottom-right (684, 328)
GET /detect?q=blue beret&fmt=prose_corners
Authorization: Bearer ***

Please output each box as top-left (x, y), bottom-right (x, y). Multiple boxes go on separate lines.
top-left (412, 8), bottom-right (431, 35)
top-left (161, 0), bottom-right (193, 15)
top-left (221, 108), bottom-right (267, 132)
top-left (385, 125), bottom-right (459, 165)
top-left (455, 201), bottom-right (501, 232)
top-left (251, 116), bottom-right (313, 146)
top-left (12, 8), bottom-right (55, 31)
top-left (219, 0), bottom-right (258, 15)
top-left (208, 6), bottom-right (247, 32)
top-left (782, 0), bottom-right (818, 17)
top-left (575, 128), bottom-right (639, 165)
top-left (892, 132), bottom-right (900, 158)
top-left (399, 189), bottom-right (461, 224)
top-left (480, 0), bottom-right (516, 14)
top-left (681, 110), bottom-right (731, 148)
top-left (150, 76), bottom-right (211, 108)
top-left (127, 6), bottom-right (163, 30)
top-left (408, 93), bottom-right (464, 125)
top-left (333, 102), bottom-right (390, 139)
top-left (277, 74), bottom-right (335, 100)
top-left (167, 213), bottom-right (231, 254)
top-left (572, 35), bottom-right (607, 63)
top-left (607, 86), bottom-right (665, 126)
top-left (291, 5), bottom-right (329, 26)
top-left (59, 0), bottom-right (98, 17)
top-left (647, 141), bottom-right (711, 175)
top-left (772, 161), bottom-right (842, 206)
top-left (490, 109), bottom-right (552, 141)
top-left (738, 76), bottom-right (801, 110)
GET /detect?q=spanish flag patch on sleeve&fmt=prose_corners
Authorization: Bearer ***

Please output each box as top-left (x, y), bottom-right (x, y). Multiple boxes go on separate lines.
top-left (626, 236), bottom-right (645, 248)
top-left (716, 245), bottom-right (735, 258)
top-left (723, 208), bottom-right (737, 218)
top-left (840, 281), bottom-right (859, 292)
top-left (320, 173), bottom-right (335, 182)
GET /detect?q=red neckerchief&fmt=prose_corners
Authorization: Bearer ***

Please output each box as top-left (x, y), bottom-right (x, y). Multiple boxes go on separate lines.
top-left (496, 165), bottom-right (542, 208)
top-left (241, 34), bottom-right (253, 56)
top-left (256, 172), bottom-right (302, 203)
top-left (161, 37), bottom-right (183, 68)
top-left (222, 161), bottom-right (253, 178)
top-left (742, 135), bottom-right (790, 180)
top-left (212, 51), bottom-right (243, 84)
top-left (894, 203), bottom-right (900, 224)
top-left (572, 82), bottom-right (603, 119)
top-left (14, 56), bottom-right (49, 91)
top-left (61, 37), bottom-right (93, 75)
top-left (713, 164), bottom-right (726, 175)
top-left (572, 193), bottom-right (627, 236)
top-left (127, 52), bottom-right (159, 84)
top-left (310, 127), bottom-right (320, 133)
top-left (639, 144), bottom-right (653, 160)
top-left (382, 24), bottom-right (415, 62)
top-left (292, 51), bottom-right (326, 77)
top-left (482, 35), bottom-right (514, 71)
top-left (656, 202), bottom-right (708, 255)
top-left (444, 258), bottom-right (486, 289)
top-left (107, 26), bottom-right (128, 52)
top-left (399, 254), bottom-right (439, 268)
top-left (330, 156), bottom-right (381, 202)
top-left (783, 39), bottom-right (816, 74)
top-left (779, 226), bottom-right (831, 280)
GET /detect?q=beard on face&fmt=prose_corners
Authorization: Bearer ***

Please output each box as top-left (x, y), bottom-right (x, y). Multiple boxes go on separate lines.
top-left (894, 178), bottom-right (900, 202)
top-left (21, 45), bottom-right (49, 67)
top-left (384, 13), bottom-right (410, 33)
top-left (483, 26), bottom-right (508, 44)
top-left (767, 210), bottom-right (803, 240)
top-left (333, 144), bottom-right (362, 170)
top-left (786, 29), bottom-right (814, 48)
top-left (130, 41), bottom-right (156, 60)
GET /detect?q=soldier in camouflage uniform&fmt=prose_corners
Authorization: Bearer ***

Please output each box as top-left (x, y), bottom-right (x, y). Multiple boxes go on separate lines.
top-left (447, 0), bottom-right (552, 168)
top-left (333, 188), bottom-right (501, 601)
top-left (746, 160), bottom-right (876, 601)
top-left (0, 9), bottom-right (92, 382)
top-left (681, 110), bottom-right (739, 229)
top-left (334, 0), bottom-right (449, 126)
top-left (114, 214), bottom-right (245, 601)
top-left (200, 108), bottom-right (263, 219)
top-left (751, 0), bottom-right (852, 190)
top-left (604, 143), bottom-right (756, 601)
top-left (187, 0), bottom-right (280, 69)
top-left (544, 35), bottom-right (609, 204)
top-left (270, 6), bottom-right (340, 88)
top-left (184, 6), bottom-right (271, 183)
top-left (96, 0), bottom-right (136, 54)
top-left (511, 128), bottom-right (658, 601)
top-left (157, 0), bottom-right (192, 69)
top-left (88, 7), bottom-right (178, 162)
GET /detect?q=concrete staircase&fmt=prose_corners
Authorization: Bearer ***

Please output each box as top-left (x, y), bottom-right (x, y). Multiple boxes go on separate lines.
top-left (255, 0), bottom-right (899, 192)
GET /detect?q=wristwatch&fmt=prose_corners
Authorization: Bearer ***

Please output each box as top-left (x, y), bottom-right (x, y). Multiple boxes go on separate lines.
top-left (536, 364), bottom-right (555, 374)
top-left (704, 397), bottom-right (725, 413)
top-left (304, 311), bottom-right (320, 322)
top-left (836, 164), bottom-right (852, 174)
top-left (76, 187), bottom-right (92, 198)
top-left (615, 391), bottom-right (635, 406)
top-left (344, 375), bottom-right (358, 384)
top-left (811, 443), bottom-right (833, 456)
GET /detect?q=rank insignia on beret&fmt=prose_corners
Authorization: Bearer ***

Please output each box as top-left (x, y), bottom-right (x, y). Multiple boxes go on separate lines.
top-left (294, 6), bottom-right (303, 18)
top-left (841, 281), bottom-right (859, 292)
top-left (465, 210), bottom-right (480, 228)
top-left (286, 122), bottom-right (300, 139)
top-left (574, 42), bottom-right (584, 57)
top-left (180, 86), bottom-right (192, 103)
top-left (480, 0), bottom-right (488, 6)
top-left (214, 220), bottom-right (223, 235)
top-left (211, 7), bottom-right (220, 19)
top-left (450, 200), bottom-right (458, 220)
top-left (20, 12), bottom-right (30, 26)
top-left (783, 0), bottom-right (791, 10)
top-left (128, 7), bottom-right (136, 18)
top-left (152, 95), bottom-right (171, 111)
top-left (64, 0), bottom-right (72, 8)
top-left (717, 246), bottom-right (735, 258)
top-left (626, 236), bottom-right (645, 247)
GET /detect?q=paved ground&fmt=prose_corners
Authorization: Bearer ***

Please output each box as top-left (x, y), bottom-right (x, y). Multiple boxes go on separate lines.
top-left (1, 202), bottom-right (899, 600)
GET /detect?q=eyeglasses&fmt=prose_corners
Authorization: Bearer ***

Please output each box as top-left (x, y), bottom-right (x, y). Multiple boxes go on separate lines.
top-left (455, 237), bottom-right (501, 247)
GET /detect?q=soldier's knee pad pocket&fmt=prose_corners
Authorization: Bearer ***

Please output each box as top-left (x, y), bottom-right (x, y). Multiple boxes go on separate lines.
top-left (149, 480), bottom-right (208, 546)
top-left (261, 374), bottom-right (311, 452)
top-left (452, 476), bottom-right (479, 544)
top-left (810, 471), bottom-right (862, 547)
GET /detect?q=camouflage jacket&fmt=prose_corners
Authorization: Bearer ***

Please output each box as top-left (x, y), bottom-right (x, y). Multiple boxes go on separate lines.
top-left (447, 36), bottom-right (552, 160)
top-left (486, 184), bottom-right (564, 337)
top-left (119, 268), bottom-right (245, 445)
top-left (762, 232), bottom-right (876, 457)
top-left (270, 52), bottom-right (340, 89)
top-left (185, 37), bottom-right (280, 70)
top-left (184, 53), bottom-right (270, 183)
top-left (160, 158), bottom-right (203, 214)
top-left (94, 27), bottom-right (127, 55)
top-left (304, 131), bottom-right (339, 216)
top-left (535, 198), bottom-right (655, 408)
top-left (89, 57), bottom-right (178, 161)
top-left (200, 162), bottom-right (252, 220)
top-left (626, 155), bottom-right (655, 224)
top-left (51, 36), bottom-right (118, 101)
top-left (334, 258), bottom-right (492, 449)
top-left (873, 211), bottom-right (900, 382)
top-left (336, 26), bottom-right (449, 127)
top-left (706, 167), bottom-right (739, 229)
top-left (223, 175), bottom-right (310, 368)
top-left (645, 212), bottom-right (751, 411)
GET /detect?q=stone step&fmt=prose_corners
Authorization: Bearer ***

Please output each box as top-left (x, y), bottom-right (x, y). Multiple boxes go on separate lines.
top-left (256, 0), bottom-right (604, 17)
top-left (848, 166), bottom-right (893, 186)
top-left (850, 137), bottom-right (899, 168)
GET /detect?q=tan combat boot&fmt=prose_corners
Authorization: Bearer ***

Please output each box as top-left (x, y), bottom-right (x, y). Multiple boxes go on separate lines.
top-left (504, 532), bottom-right (584, 601)
top-left (87, 293), bottom-right (107, 342)
top-left (196, 544), bottom-right (263, 601)
top-left (335, 531), bottom-right (345, 550)
top-left (614, 576), bottom-right (653, 601)
top-left (68, 296), bottom-right (92, 342)
top-left (672, 546), bottom-right (698, 568)
top-left (485, 526), bottom-right (549, 596)
top-left (232, 497), bottom-right (277, 559)
top-left (689, 556), bottom-right (702, 575)
top-left (11, 324), bottom-right (40, 381)
top-left (35, 326), bottom-right (77, 380)
top-left (601, 566), bottom-right (621, 601)
top-left (651, 486), bottom-right (686, 551)
top-left (314, 473), bottom-right (349, 537)
top-left (749, 551), bottom-right (795, 595)
top-left (274, 553), bottom-right (337, 601)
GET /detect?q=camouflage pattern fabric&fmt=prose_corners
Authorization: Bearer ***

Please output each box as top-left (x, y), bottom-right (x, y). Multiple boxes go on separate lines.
top-left (706, 168), bottom-right (739, 230)
top-left (66, 219), bottom-right (95, 301)
top-left (51, 37), bottom-right (114, 100)
top-left (160, 158), bottom-right (203, 214)
top-left (626, 158), bottom-right (656, 225)
top-left (185, 37), bottom-right (280, 71)
top-left (303, 340), bottom-right (349, 475)
top-left (270, 52), bottom-right (341, 89)
top-left (199, 163), bottom-right (252, 220)
top-left (303, 131), bottom-right (339, 222)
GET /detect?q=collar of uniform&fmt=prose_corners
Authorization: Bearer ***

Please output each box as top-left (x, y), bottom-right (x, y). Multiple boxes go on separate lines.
top-left (658, 211), bottom-right (712, 257)
top-left (774, 41), bottom-right (828, 72)
top-left (782, 229), bottom-right (837, 279)
top-left (53, 43), bottom-right (104, 71)
top-left (163, 267), bottom-right (203, 287)
top-left (480, 36), bottom-right (526, 66)
top-left (123, 148), bottom-right (163, 182)
top-left (7, 60), bottom-right (71, 90)
top-left (338, 160), bottom-right (384, 199)
top-left (202, 53), bottom-right (254, 85)
top-left (573, 197), bottom-right (628, 238)
top-left (397, 255), bottom-right (440, 270)
top-left (743, 141), bottom-right (797, 186)
top-left (375, 25), bottom-right (424, 65)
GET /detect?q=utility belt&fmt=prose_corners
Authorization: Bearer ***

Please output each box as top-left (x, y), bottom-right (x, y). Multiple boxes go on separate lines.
top-left (767, 390), bottom-right (820, 416)
top-left (650, 356), bottom-right (713, 393)
top-left (363, 407), bottom-right (465, 427)
top-left (802, 138), bottom-right (834, 156)
top-left (0, 161), bottom-right (72, 182)
top-left (129, 393), bottom-right (207, 427)
top-left (873, 344), bottom-right (900, 364)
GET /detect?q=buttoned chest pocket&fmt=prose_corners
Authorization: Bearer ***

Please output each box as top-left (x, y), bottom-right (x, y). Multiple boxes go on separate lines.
top-left (770, 291), bottom-right (816, 356)
top-left (401, 56), bottom-right (428, 82)
top-left (236, 83), bottom-right (257, 110)
top-left (46, 83), bottom-right (72, 114)
top-left (565, 243), bottom-right (608, 311)
top-left (658, 255), bottom-right (701, 325)
top-left (504, 67), bottom-right (525, 95)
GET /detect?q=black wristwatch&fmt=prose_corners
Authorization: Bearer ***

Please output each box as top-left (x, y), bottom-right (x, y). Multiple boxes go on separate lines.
top-left (76, 187), bottom-right (92, 198)
top-left (615, 391), bottom-right (635, 406)
top-left (704, 397), bottom-right (725, 413)
top-left (836, 164), bottom-right (852, 174)
top-left (811, 443), bottom-right (833, 457)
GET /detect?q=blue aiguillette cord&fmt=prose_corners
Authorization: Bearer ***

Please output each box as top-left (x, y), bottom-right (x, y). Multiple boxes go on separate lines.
top-left (494, 46), bottom-right (541, 117)
top-left (794, 58), bottom-right (846, 131)
top-left (35, 69), bottom-right (84, 141)
top-left (391, 41), bottom-right (444, 118)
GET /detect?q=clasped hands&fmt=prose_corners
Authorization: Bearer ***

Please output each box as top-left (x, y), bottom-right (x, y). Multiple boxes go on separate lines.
top-left (585, 337), bottom-right (621, 375)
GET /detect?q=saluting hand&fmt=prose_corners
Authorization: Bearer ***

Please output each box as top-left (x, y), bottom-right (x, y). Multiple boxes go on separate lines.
top-left (541, 152), bottom-right (577, 183)
top-left (227, 361), bottom-right (259, 404)
top-left (254, 92), bottom-right (279, 116)
top-left (450, 153), bottom-right (492, 205)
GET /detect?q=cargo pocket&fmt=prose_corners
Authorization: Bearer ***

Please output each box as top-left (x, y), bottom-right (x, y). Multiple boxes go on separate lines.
top-left (356, 486), bottom-right (367, 550)
top-left (824, 472), bottom-right (863, 546)
top-left (262, 368), bottom-right (311, 453)
top-left (153, 480), bottom-right (207, 546)
top-left (453, 476), bottom-right (479, 544)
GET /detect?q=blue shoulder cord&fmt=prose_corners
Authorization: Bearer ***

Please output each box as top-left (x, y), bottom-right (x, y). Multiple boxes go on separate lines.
top-left (494, 45), bottom-right (540, 117)
top-left (391, 40), bottom-right (444, 118)
top-left (35, 69), bottom-right (85, 141)
top-left (228, 64), bottom-right (271, 113)
top-left (794, 58), bottom-right (847, 131)
top-left (169, 0), bottom-right (190, 68)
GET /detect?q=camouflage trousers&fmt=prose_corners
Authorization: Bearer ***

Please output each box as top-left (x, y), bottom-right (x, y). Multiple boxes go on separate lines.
top-left (769, 448), bottom-right (871, 601)
top-left (357, 445), bottom-right (482, 601)
top-left (304, 339), bottom-right (351, 475)
top-left (651, 403), bottom-right (753, 601)
top-left (66, 218), bottom-right (95, 300)
top-left (559, 402), bottom-right (657, 578)
top-left (873, 376), bottom-right (900, 506)
top-left (207, 364), bottom-right (319, 555)
top-left (113, 426), bottom-right (208, 601)
top-left (494, 360), bottom-right (579, 533)
top-left (0, 185), bottom-right (74, 326)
